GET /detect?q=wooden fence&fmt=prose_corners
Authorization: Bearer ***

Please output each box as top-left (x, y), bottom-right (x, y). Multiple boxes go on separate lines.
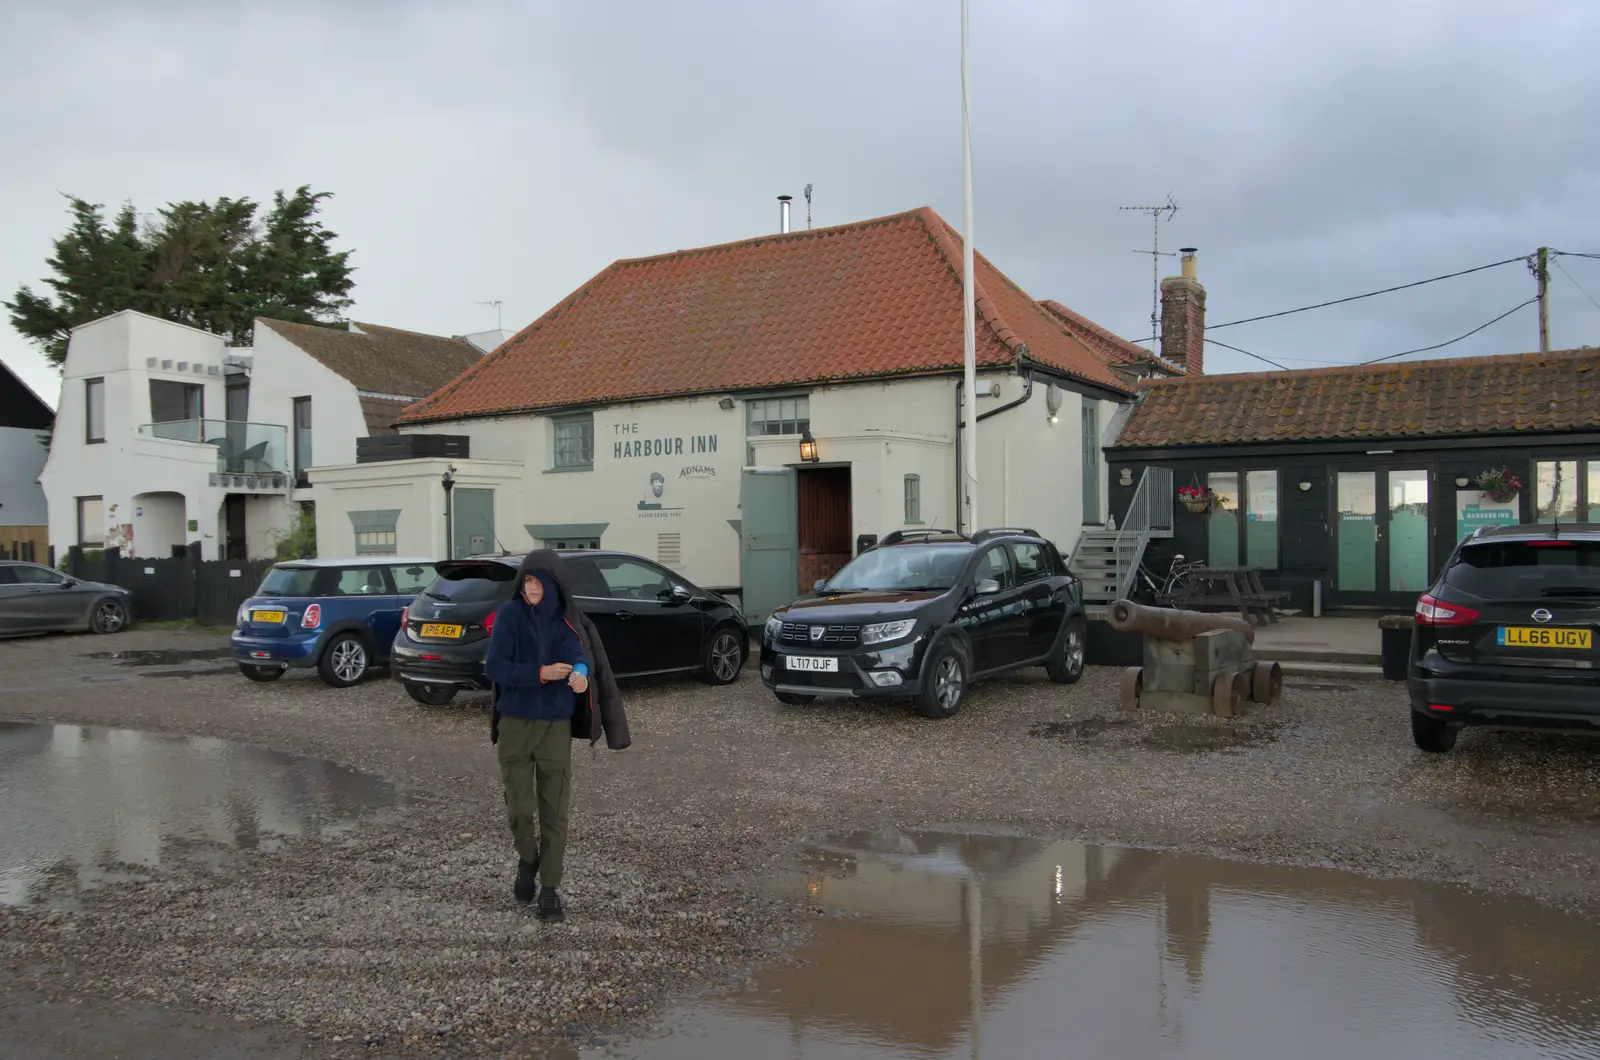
top-left (0, 526), bottom-right (49, 564)
top-left (65, 544), bottom-right (275, 626)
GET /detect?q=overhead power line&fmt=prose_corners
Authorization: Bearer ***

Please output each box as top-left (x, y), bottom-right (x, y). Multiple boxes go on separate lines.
top-left (1554, 259), bottom-right (1600, 313)
top-left (1202, 338), bottom-right (1288, 371)
top-left (1358, 297), bottom-right (1539, 366)
top-left (1206, 255), bottom-right (1531, 332)
top-left (1553, 250), bottom-right (1600, 261)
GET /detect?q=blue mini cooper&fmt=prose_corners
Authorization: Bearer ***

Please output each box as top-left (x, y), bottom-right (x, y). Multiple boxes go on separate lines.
top-left (230, 557), bottom-right (438, 687)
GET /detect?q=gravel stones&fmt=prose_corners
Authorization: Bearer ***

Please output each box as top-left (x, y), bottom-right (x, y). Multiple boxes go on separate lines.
top-left (4, 628), bottom-right (1599, 1056)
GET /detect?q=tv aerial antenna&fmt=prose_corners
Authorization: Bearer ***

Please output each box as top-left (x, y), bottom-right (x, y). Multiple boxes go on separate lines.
top-left (804, 184), bottom-right (814, 229)
top-left (475, 299), bottom-right (503, 331)
top-left (1120, 195), bottom-right (1180, 350)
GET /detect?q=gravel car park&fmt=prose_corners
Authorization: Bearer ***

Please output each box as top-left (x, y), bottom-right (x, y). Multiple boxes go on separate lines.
top-left (3, 625), bottom-right (1598, 1057)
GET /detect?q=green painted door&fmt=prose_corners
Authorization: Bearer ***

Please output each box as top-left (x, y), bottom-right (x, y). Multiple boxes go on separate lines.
top-left (1336, 471), bottom-right (1377, 593)
top-left (1336, 468), bottom-right (1435, 605)
top-left (453, 488), bottom-right (495, 559)
top-left (740, 468), bottom-right (798, 624)
top-left (1387, 470), bottom-right (1430, 592)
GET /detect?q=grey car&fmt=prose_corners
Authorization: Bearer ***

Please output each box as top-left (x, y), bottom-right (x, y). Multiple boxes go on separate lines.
top-left (0, 561), bottom-right (133, 637)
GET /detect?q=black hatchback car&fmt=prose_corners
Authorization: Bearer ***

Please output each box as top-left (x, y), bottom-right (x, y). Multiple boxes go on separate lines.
top-left (1409, 523), bottom-right (1600, 752)
top-left (390, 550), bottom-right (749, 704)
top-left (759, 528), bottom-right (1086, 718)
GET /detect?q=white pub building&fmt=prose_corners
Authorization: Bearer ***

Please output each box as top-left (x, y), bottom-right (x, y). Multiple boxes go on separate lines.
top-left (308, 206), bottom-right (1196, 620)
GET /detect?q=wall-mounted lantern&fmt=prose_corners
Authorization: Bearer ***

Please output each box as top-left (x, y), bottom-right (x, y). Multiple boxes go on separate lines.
top-left (718, 396), bottom-right (735, 410)
top-left (1297, 479), bottom-right (1313, 492)
top-left (1454, 476), bottom-right (1470, 488)
top-left (798, 428), bottom-right (820, 464)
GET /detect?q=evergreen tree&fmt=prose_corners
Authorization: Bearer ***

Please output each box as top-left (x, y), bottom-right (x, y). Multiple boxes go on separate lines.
top-left (6, 186), bottom-right (355, 367)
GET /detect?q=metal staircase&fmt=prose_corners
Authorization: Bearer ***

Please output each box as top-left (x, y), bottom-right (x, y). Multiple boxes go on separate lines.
top-left (1070, 467), bottom-right (1174, 606)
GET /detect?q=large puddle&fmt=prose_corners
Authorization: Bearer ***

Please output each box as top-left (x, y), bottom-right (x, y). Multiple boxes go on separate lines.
top-left (0, 722), bottom-right (399, 907)
top-left (618, 830), bottom-right (1600, 1059)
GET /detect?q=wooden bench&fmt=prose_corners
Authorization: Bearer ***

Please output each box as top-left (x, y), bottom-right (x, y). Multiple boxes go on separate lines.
top-left (1169, 567), bottom-right (1287, 626)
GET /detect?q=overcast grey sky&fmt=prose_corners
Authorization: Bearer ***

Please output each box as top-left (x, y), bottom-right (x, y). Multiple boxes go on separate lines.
top-left (4, 0), bottom-right (1598, 407)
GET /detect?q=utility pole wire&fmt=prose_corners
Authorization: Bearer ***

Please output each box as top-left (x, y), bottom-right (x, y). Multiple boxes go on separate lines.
top-left (1204, 255), bottom-right (1531, 332)
top-left (1358, 297), bottom-right (1540, 366)
top-left (1554, 258), bottom-right (1600, 313)
top-left (1123, 254), bottom-right (1534, 347)
top-left (1202, 338), bottom-right (1289, 371)
top-left (1553, 250), bottom-right (1600, 260)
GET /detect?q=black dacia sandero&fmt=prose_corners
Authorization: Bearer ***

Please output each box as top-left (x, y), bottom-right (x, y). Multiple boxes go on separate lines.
top-left (759, 528), bottom-right (1087, 718)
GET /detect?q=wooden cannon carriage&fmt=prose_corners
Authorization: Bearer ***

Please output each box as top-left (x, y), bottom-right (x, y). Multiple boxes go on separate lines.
top-left (1107, 599), bottom-right (1283, 718)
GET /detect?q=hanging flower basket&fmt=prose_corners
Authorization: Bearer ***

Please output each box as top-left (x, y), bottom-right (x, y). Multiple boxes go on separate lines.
top-left (1178, 486), bottom-right (1212, 514)
top-left (1473, 468), bottom-right (1522, 504)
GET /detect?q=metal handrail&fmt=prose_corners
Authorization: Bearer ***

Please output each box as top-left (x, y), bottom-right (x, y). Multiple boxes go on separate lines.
top-left (1109, 467), bottom-right (1173, 600)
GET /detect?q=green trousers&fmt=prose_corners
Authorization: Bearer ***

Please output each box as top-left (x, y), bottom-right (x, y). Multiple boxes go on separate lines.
top-left (495, 716), bottom-right (573, 888)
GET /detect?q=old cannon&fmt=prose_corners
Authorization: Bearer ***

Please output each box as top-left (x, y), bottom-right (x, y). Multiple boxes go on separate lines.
top-left (1107, 599), bottom-right (1282, 718)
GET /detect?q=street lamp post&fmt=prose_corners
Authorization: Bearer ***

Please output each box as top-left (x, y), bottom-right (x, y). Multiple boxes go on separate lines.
top-left (441, 466), bottom-right (456, 559)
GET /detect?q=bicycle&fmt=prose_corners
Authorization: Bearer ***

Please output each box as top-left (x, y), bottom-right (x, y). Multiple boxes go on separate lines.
top-left (1133, 554), bottom-right (1205, 605)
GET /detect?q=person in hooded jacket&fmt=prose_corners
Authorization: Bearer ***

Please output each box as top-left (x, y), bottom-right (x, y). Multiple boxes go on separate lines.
top-left (487, 550), bottom-right (629, 920)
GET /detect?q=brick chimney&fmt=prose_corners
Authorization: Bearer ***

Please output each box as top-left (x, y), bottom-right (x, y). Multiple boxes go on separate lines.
top-left (1160, 248), bottom-right (1205, 374)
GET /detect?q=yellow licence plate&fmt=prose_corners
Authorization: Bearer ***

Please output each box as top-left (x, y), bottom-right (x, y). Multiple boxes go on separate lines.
top-left (420, 623), bottom-right (463, 639)
top-left (1498, 626), bottom-right (1592, 649)
top-left (251, 610), bottom-right (286, 623)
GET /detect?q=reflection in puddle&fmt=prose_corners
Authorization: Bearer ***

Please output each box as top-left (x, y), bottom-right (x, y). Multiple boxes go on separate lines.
top-left (81, 647), bottom-right (233, 666)
top-left (0, 722), bottom-right (398, 907)
top-left (620, 830), bottom-right (1600, 1059)
top-left (1028, 716), bottom-right (1277, 751)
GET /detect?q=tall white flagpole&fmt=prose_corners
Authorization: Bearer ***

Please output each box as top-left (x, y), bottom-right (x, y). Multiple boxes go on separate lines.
top-left (960, 0), bottom-right (979, 533)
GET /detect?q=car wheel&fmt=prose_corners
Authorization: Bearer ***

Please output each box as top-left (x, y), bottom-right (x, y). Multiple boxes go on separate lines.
top-left (774, 691), bottom-right (815, 706)
top-left (406, 683), bottom-right (457, 706)
top-left (1411, 711), bottom-right (1458, 753)
top-left (1046, 616), bottom-right (1087, 684)
top-left (238, 664), bottom-right (284, 683)
top-left (90, 597), bottom-right (128, 634)
top-left (700, 626), bottom-right (746, 685)
top-left (318, 634), bottom-right (370, 688)
top-left (914, 641), bottom-right (969, 719)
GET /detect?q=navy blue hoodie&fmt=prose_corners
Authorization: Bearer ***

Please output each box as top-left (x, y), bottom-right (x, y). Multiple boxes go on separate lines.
top-left (484, 570), bottom-right (591, 721)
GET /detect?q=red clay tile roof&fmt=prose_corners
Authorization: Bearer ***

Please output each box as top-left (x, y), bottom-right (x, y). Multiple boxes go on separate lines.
top-left (399, 207), bottom-right (1131, 424)
top-left (1036, 299), bottom-right (1183, 375)
top-left (1113, 348), bottom-right (1600, 448)
top-left (258, 318), bottom-right (483, 433)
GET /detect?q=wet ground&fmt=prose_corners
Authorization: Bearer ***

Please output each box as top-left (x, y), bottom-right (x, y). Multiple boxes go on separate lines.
top-left (620, 829), bottom-right (1600, 1060)
top-left (0, 721), bottom-right (400, 907)
top-left (3, 628), bottom-right (1600, 1057)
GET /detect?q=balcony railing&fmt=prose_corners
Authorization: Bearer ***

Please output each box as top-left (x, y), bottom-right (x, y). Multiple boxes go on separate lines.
top-left (138, 419), bottom-right (290, 475)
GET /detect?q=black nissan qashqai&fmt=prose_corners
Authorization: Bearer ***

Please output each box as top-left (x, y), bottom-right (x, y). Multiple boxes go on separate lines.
top-left (759, 528), bottom-right (1086, 718)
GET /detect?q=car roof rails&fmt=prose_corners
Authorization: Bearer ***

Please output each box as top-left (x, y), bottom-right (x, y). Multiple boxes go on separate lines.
top-left (878, 528), bottom-right (963, 547)
top-left (969, 526), bottom-right (1041, 544)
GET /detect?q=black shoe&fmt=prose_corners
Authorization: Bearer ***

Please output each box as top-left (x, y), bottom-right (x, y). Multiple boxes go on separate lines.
top-left (514, 859), bottom-right (539, 903)
top-left (536, 886), bottom-right (565, 922)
